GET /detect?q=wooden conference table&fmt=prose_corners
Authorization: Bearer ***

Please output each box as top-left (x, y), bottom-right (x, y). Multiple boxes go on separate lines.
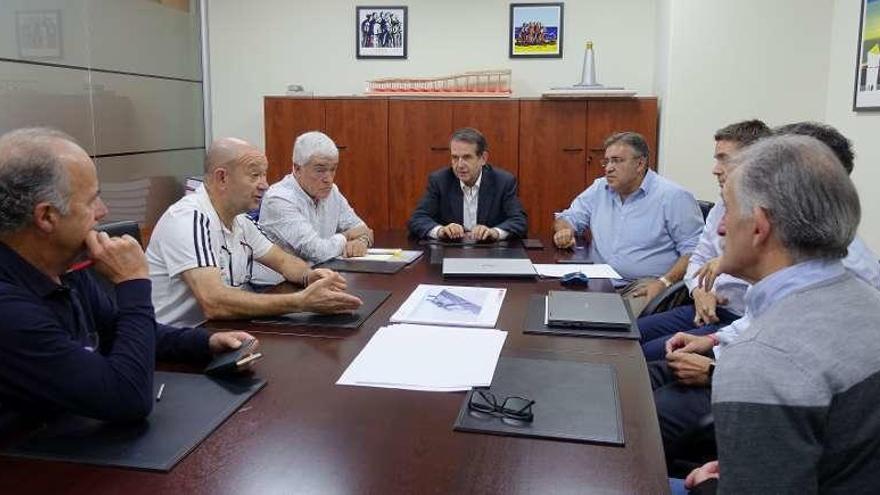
top-left (0, 232), bottom-right (668, 495)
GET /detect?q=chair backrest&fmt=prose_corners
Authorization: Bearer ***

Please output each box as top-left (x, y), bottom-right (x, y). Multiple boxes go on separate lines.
top-left (697, 200), bottom-right (715, 222)
top-left (88, 221), bottom-right (143, 301)
top-left (96, 220), bottom-right (142, 247)
top-left (640, 280), bottom-right (690, 317)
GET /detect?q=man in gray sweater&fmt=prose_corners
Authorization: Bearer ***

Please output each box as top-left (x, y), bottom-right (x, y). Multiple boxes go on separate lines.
top-left (680, 136), bottom-right (880, 493)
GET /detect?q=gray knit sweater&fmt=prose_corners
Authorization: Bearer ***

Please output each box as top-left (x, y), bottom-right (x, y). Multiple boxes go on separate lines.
top-left (712, 272), bottom-right (880, 494)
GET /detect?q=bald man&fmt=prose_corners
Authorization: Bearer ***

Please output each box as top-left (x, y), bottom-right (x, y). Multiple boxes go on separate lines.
top-left (146, 138), bottom-right (362, 328)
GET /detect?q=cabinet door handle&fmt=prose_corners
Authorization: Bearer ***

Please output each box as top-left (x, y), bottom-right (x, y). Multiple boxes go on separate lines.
top-left (336, 145), bottom-right (348, 150)
top-left (430, 146), bottom-right (450, 151)
top-left (562, 147), bottom-right (584, 152)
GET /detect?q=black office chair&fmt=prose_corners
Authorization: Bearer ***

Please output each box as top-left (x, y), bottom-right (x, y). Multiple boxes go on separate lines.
top-left (96, 220), bottom-right (143, 247)
top-left (697, 200), bottom-right (715, 222)
top-left (86, 221), bottom-right (143, 301)
top-left (640, 280), bottom-right (690, 317)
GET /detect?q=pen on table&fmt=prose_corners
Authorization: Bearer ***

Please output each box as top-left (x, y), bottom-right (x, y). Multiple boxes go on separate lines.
top-left (156, 383), bottom-right (165, 402)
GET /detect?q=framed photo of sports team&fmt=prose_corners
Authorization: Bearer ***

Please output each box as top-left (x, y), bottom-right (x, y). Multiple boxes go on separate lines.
top-left (356, 6), bottom-right (408, 59)
top-left (509, 3), bottom-right (564, 59)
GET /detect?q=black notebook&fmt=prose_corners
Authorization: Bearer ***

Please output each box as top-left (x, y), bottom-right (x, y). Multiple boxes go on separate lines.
top-left (0, 371), bottom-right (266, 471)
top-left (315, 258), bottom-right (408, 274)
top-left (523, 294), bottom-right (641, 340)
top-left (251, 288), bottom-right (391, 330)
top-left (454, 357), bottom-right (624, 445)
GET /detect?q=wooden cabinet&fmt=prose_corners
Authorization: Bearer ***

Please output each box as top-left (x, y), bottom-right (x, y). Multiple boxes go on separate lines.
top-left (519, 100), bottom-right (588, 236)
top-left (264, 96), bottom-right (658, 235)
top-left (325, 99), bottom-right (389, 230)
top-left (387, 100), bottom-right (454, 228)
top-left (263, 98), bottom-right (323, 184)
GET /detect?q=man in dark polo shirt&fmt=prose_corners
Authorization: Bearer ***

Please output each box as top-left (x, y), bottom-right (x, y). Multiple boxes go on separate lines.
top-left (0, 127), bottom-right (255, 422)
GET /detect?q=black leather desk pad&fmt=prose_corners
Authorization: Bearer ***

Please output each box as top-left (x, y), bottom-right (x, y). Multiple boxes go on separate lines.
top-left (315, 258), bottom-right (408, 274)
top-left (555, 246), bottom-right (594, 264)
top-left (523, 295), bottom-right (641, 340)
top-left (0, 371), bottom-right (266, 472)
top-left (454, 357), bottom-right (624, 446)
top-left (429, 246), bottom-right (529, 265)
top-left (251, 288), bottom-right (391, 330)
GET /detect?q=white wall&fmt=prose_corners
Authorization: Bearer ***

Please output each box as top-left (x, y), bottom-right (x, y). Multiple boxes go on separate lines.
top-left (208, 0), bottom-right (880, 252)
top-left (825, 0), bottom-right (880, 251)
top-left (656, 0), bottom-right (834, 201)
top-left (207, 0), bottom-right (656, 148)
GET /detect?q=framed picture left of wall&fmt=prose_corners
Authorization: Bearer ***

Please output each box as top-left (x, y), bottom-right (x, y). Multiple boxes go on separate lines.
top-left (356, 6), bottom-right (408, 59)
top-left (16, 10), bottom-right (62, 60)
top-left (853, 0), bottom-right (880, 111)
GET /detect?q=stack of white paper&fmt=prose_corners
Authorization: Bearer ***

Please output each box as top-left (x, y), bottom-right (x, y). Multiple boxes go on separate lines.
top-left (389, 284), bottom-right (507, 328)
top-left (532, 263), bottom-right (622, 279)
top-left (336, 324), bottom-right (507, 391)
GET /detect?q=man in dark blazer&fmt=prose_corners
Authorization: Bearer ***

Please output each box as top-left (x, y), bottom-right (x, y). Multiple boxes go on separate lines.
top-left (408, 128), bottom-right (527, 240)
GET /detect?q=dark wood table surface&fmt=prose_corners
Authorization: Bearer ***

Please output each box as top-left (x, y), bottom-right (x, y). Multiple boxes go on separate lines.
top-left (0, 232), bottom-right (668, 495)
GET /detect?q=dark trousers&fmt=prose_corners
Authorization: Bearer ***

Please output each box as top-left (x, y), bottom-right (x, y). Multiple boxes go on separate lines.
top-left (638, 305), bottom-right (740, 361)
top-left (649, 361), bottom-right (713, 466)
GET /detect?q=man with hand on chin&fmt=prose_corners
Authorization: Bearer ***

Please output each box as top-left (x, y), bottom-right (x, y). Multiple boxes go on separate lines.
top-left (0, 128), bottom-right (255, 422)
top-left (408, 127), bottom-right (527, 242)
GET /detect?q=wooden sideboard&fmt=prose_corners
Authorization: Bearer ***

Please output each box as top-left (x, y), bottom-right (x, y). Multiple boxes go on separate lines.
top-left (264, 96), bottom-right (658, 235)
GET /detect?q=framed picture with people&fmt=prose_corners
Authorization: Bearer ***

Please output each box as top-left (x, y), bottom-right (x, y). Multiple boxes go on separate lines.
top-left (356, 6), bottom-right (408, 59)
top-left (853, 0), bottom-right (880, 111)
top-left (509, 3), bottom-right (564, 58)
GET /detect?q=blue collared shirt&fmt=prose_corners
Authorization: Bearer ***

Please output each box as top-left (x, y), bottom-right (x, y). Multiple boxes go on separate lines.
top-left (555, 170), bottom-right (704, 283)
top-left (714, 249), bottom-right (880, 358)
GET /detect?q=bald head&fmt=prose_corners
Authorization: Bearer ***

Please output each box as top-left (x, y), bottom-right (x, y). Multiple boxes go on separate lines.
top-left (0, 127), bottom-right (84, 234)
top-left (202, 137), bottom-right (269, 215)
top-left (204, 137), bottom-right (263, 175)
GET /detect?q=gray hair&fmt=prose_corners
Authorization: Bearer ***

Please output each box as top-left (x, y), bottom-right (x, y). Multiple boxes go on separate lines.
top-left (0, 127), bottom-right (75, 234)
top-left (730, 135), bottom-right (860, 261)
top-left (292, 131), bottom-right (338, 167)
top-left (604, 131), bottom-right (650, 162)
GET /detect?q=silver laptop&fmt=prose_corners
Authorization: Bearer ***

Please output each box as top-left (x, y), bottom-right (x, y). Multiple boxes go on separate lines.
top-left (442, 258), bottom-right (537, 278)
top-left (545, 291), bottom-right (632, 330)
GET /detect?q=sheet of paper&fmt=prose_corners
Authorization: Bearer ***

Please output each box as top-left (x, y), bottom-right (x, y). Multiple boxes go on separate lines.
top-left (337, 324), bottom-right (507, 391)
top-left (389, 284), bottom-right (507, 328)
top-left (533, 263), bottom-right (622, 279)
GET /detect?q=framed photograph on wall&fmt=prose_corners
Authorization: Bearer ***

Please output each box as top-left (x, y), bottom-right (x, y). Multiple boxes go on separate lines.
top-left (16, 10), bottom-right (62, 60)
top-left (853, 0), bottom-right (880, 111)
top-left (356, 6), bottom-right (408, 59)
top-left (509, 3), bottom-right (564, 59)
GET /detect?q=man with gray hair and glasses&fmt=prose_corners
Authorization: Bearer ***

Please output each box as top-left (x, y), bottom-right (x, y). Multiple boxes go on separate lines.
top-left (256, 131), bottom-right (373, 271)
top-left (673, 135), bottom-right (880, 494)
top-left (0, 127), bottom-right (255, 422)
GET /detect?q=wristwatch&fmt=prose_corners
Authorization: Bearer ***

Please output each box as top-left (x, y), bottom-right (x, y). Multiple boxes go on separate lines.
top-left (658, 276), bottom-right (672, 288)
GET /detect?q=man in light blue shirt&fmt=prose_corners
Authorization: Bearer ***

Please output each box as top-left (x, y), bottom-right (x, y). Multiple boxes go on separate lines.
top-left (553, 132), bottom-right (704, 315)
top-left (638, 120), bottom-right (772, 360)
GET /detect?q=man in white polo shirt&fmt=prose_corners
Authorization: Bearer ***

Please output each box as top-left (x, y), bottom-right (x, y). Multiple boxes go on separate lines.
top-left (257, 131), bottom-right (373, 266)
top-left (146, 137), bottom-right (362, 328)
